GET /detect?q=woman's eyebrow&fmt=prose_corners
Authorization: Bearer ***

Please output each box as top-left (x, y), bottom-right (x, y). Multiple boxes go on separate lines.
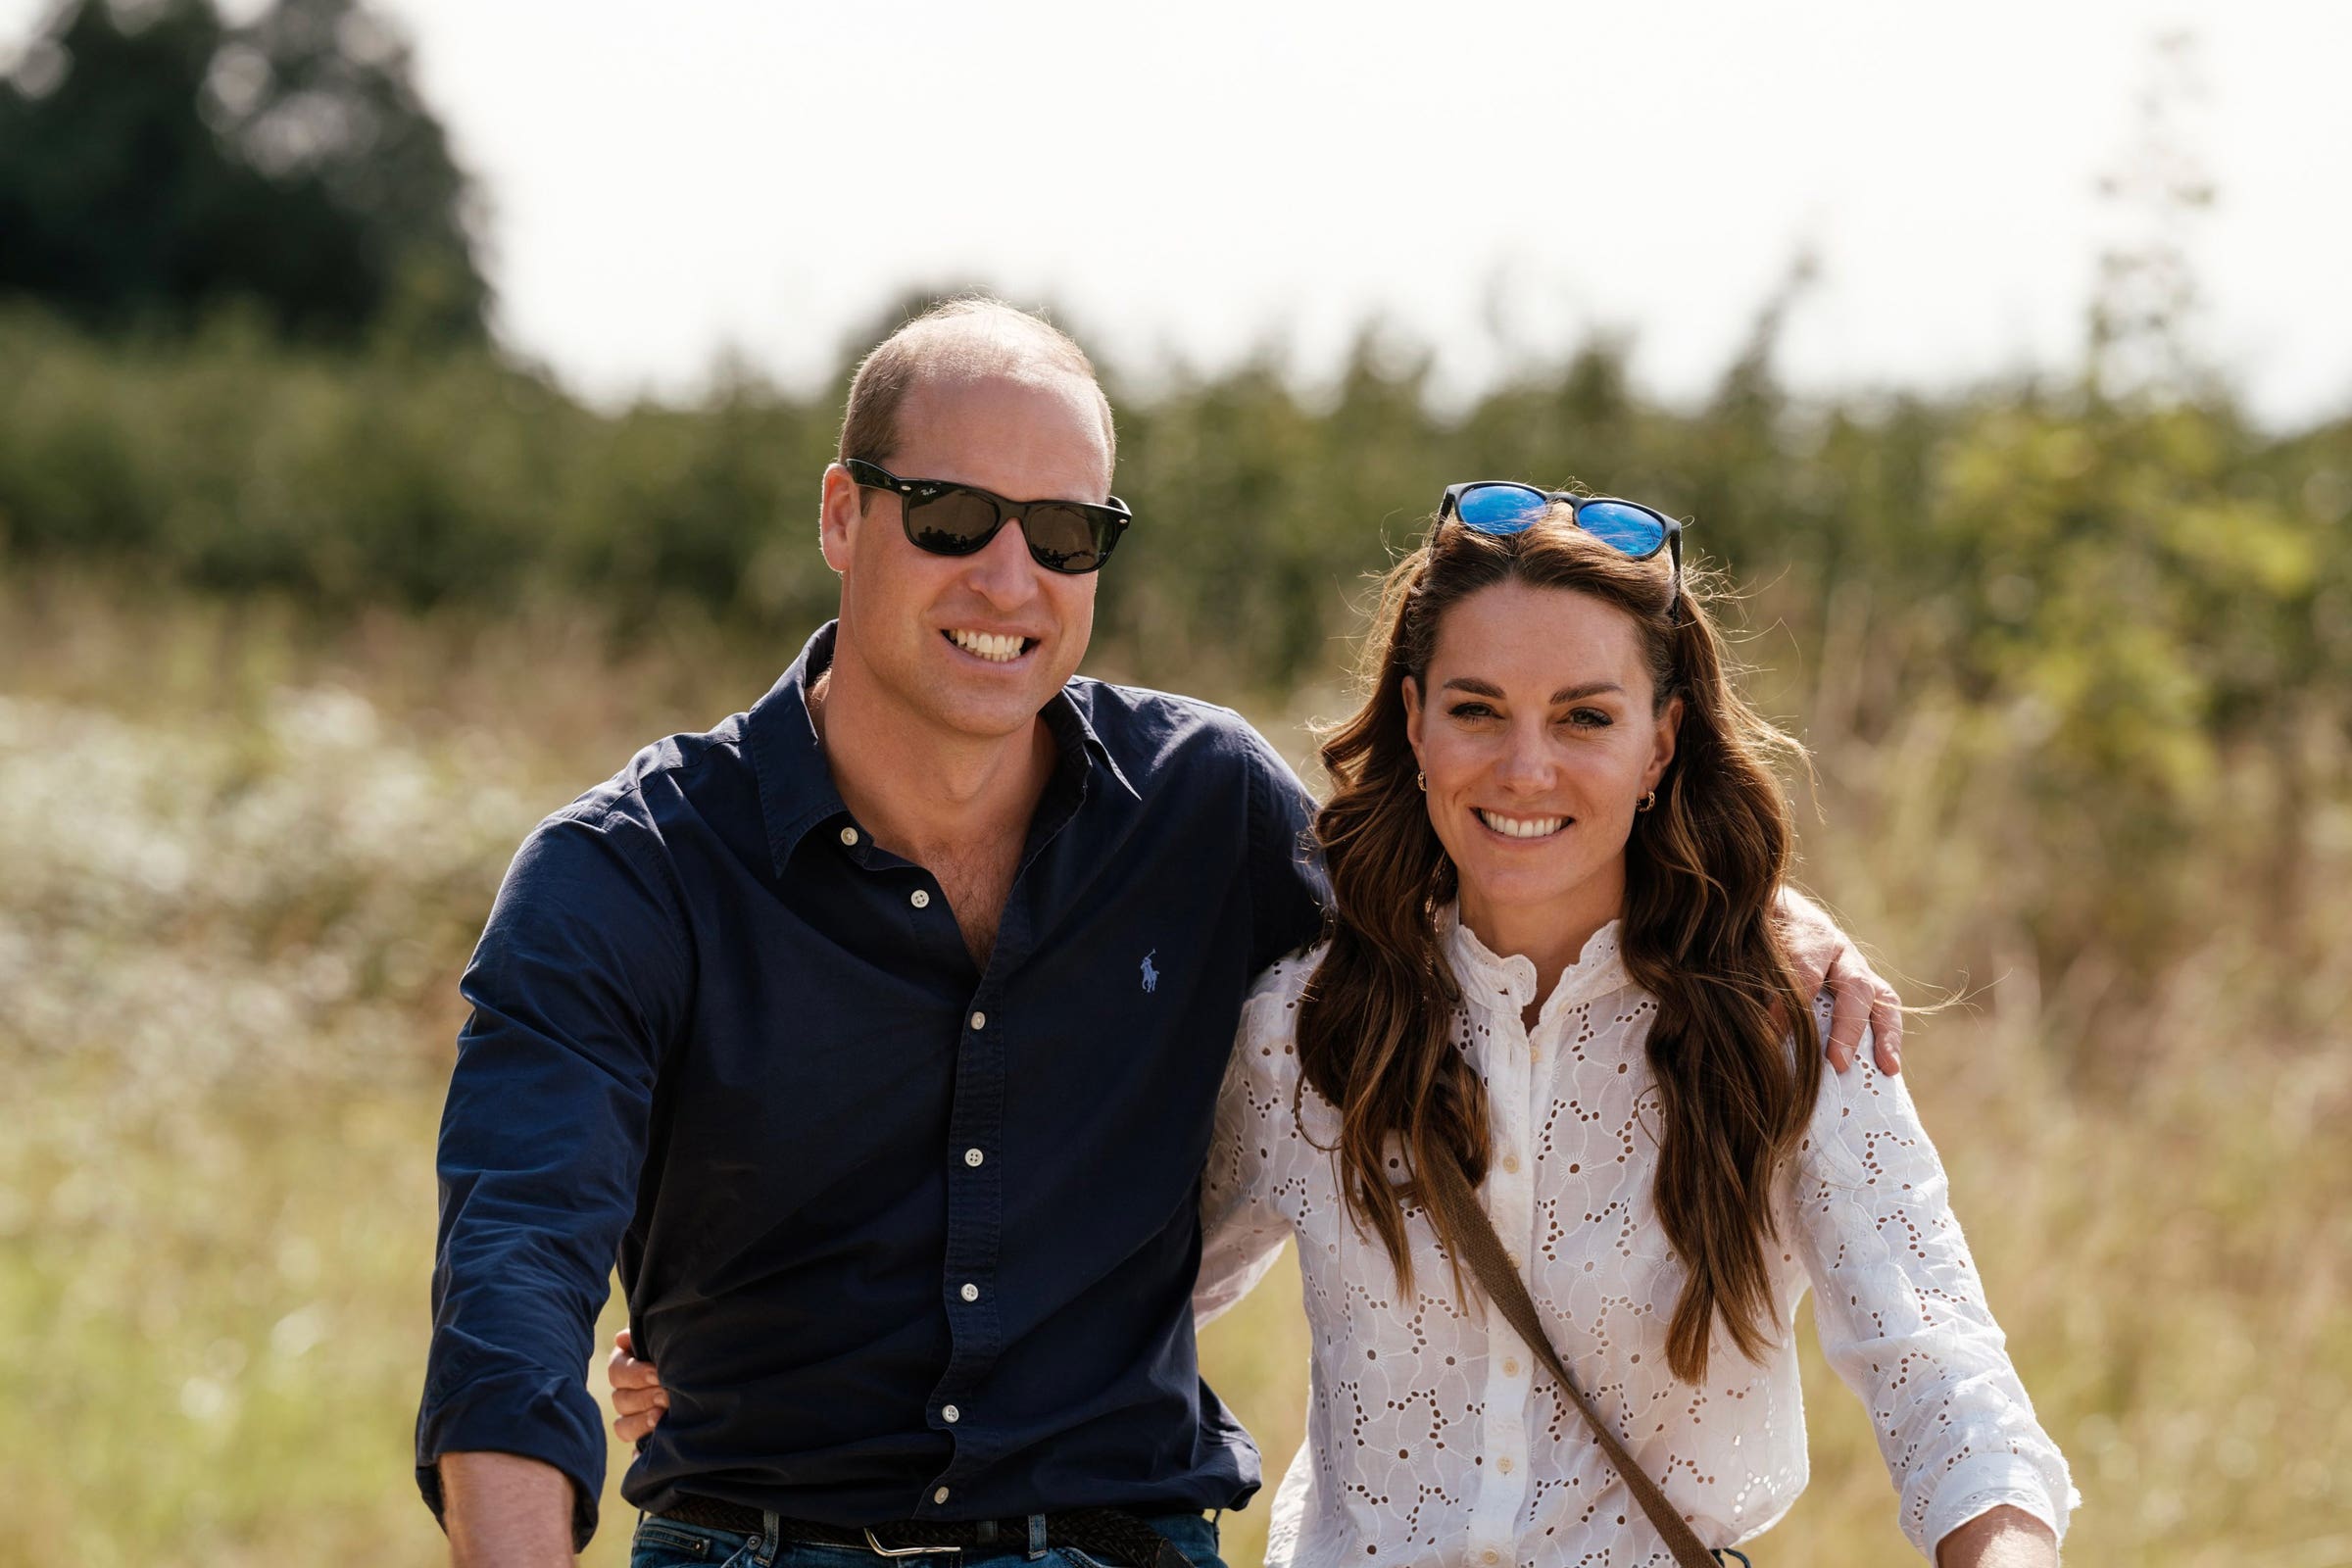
top-left (1439, 676), bottom-right (1626, 703)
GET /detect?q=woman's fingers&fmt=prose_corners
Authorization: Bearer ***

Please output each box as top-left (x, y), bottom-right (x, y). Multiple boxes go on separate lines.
top-left (612, 1382), bottom-right (669, 1415)
top-left (607, 1327), bottom-right (670, 1441)
top-left (609, 1330), bottom-right (662, 1390)
top-left (609, 1377), bottom-right (669, 1440)
top-left (612, 1391), bottom-right (669, 1446)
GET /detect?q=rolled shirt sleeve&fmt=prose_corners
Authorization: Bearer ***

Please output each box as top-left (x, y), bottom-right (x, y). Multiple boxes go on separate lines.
top-left (416, 805), bottom-right (690, 1549)
top-left (1793, 1007), bottom-right (2079, 1557)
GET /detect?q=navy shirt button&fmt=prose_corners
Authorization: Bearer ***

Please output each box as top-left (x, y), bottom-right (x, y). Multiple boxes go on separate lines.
top-left (934, 1487), bottom-right (951, 1505)
top-left (964, 1148), bottom-right (985, 1167)
top-left (960, 1282), bottom-right (980, 1302)
top-left (910, 889), bottom-right (931, 909)
top-left (942, 1404), bottom-right (961, 1424)
top-left (839, 826), bottom-right (859, 847)
top-left (969, 1010), bottom-right (987, 1030)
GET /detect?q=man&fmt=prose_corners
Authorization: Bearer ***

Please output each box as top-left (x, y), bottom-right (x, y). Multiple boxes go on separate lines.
top-left (416, 299), bottom-right (1900, 1568)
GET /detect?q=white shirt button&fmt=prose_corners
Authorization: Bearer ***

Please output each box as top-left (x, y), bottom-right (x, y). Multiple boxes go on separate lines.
top-left (839, 826), bottom-right (859, 847)
top-left (1481, 1551), bottom-right (1499, 1565)
top-left (1502, 1356), bottom-right (1521, 1376)
top-left (941, 1404), bottom-right (960, 1424)
top-left (1501, 1153), bottom-right (1521, 1174)
top-left (960, 1282), bottom-right (980, 1302)
top-left (1507, 1250), bottom-right (1524, 1270)
top-left (964, 1148), bottom-right (985, 1167)
top-left (1497, 1456), bottom-right (1514, 1474)
top-left (1528, 1048), bottom-right (1543, 1064)
top-left (969, 1011), bottom-right (987, 1030)
top-left (910, 889), bottom-right (931, 909)
top-left (934, 1487), bottom-right (951, 1504)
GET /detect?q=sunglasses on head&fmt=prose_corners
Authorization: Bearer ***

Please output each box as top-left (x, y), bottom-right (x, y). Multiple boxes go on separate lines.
top-left (846, 458), bottom-right (1133, 575)
top-left (1438, 480), bottom-right (1687, 619)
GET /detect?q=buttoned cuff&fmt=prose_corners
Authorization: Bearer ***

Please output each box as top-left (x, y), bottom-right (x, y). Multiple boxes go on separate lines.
top-left (1919, 1451), bottom-right (2078, 1559)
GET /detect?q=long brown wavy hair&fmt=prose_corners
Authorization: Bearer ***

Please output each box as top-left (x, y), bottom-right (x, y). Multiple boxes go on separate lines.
top-left (1296, 503), bottom-right (1822, 1381)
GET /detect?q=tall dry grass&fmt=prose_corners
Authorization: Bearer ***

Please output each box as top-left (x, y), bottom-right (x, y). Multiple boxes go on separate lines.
top-left (1, 576), bottom-right (2344, 1567)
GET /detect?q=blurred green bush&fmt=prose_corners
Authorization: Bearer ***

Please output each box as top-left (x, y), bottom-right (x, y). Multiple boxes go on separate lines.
top-left (3, 303), bottom-right (2345, 1004)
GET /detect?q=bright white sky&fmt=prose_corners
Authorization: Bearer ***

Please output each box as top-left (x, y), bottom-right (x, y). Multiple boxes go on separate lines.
top-left (8, 0), bottom-right (2349, 424)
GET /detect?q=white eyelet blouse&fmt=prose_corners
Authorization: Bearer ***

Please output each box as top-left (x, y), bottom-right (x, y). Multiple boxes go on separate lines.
top-left (1196, 908), bottom-right (2076, 1567)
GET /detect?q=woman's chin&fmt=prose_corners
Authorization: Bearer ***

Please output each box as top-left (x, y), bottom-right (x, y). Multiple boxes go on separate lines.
top-left (1460, 868), bottom-right (1602, 918)
top-left (1455, 842), bottom-right (1628, 930)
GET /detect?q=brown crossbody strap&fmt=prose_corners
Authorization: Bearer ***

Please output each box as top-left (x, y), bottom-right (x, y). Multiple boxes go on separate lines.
top-left (1422, 1144), bottom-right (1725, 1568)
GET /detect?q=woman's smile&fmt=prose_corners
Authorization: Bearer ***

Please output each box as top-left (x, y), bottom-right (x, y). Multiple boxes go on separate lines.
top-left (1472, 807), bottom-right (1570, 841)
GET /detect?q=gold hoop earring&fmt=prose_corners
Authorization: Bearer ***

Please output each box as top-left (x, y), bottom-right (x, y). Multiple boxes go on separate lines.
top-left (1636, 791), bottom-right (1656, 812)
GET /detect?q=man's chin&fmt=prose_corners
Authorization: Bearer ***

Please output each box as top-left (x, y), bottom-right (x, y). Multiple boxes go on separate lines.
top-left (920, 683), bottom-right (1059, 742)
top-left (925, 646), bottom-right (1077, 716)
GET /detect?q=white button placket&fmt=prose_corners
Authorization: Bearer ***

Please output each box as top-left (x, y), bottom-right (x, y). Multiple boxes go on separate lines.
top-left (1466, 984), bottom-right (1538, 1562)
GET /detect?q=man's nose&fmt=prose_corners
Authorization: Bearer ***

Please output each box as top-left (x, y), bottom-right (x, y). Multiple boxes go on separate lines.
top-left (962, 514), bottom-right (1043, 606)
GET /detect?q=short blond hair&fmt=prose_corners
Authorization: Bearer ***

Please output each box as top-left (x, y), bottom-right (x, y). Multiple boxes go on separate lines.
top-left (837, 297), bottom-right (1116, 469)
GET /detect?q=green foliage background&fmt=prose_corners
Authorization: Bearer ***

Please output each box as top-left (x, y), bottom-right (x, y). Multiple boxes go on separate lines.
top-left (5, 296), bottom-right (2346, 987)
top-left (1, 283), bottom-right (2348, 1567)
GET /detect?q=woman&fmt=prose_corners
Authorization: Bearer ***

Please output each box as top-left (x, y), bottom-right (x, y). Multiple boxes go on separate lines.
top-left (616, 486), bottom-right (2074, 1565)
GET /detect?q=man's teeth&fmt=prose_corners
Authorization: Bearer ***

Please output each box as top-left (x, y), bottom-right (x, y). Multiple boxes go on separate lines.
top-left (946, 629), bottom-right (1028, 663)
top-left (1477, 808), bottom-right (1565, 840)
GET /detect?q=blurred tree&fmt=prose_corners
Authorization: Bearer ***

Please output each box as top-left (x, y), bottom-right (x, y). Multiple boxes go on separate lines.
top-left (0, 0), bottom-right (487, 343)
top-left (2087, 30), bottom-right (2216, 407)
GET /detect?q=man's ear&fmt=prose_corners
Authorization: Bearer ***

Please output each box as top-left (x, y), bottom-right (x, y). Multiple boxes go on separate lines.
top-left (819, 463), bottom-right (862, 575)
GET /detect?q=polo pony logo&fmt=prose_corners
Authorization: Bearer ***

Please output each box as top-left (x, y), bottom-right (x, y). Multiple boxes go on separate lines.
top-left (1140, 950), bottom-right (1159, 995)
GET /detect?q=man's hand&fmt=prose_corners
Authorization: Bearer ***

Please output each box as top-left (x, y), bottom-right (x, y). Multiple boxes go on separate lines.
top-left (438, 1450), bottom-right (575, 1568)
top-left (1779, 889), bottom-right (1903, 1074)
top-left (608, 1328), bottom-right (669, 1443)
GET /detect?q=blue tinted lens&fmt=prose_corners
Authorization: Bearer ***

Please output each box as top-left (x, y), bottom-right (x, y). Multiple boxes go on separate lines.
top-left (1574, 501), bottom-right (1669, 556)
top-left (1455, 483), bottom-right (1549, 534)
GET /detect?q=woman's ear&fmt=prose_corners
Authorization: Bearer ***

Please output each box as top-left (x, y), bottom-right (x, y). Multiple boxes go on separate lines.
top-left (1401, 675), bottom-right (1427, 768)
top-left (1643, 694), bottom-right (1685, 793)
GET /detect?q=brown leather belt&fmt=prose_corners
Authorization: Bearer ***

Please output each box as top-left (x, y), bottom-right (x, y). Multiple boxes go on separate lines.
top-left (657, 1496), bottom-right (1197, 1568)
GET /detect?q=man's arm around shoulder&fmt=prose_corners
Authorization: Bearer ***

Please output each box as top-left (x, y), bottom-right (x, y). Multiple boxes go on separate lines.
top-left (1234, 718), bottom-right (1328, 968)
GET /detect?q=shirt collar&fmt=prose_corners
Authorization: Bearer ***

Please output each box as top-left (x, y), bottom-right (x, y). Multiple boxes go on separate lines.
top-left (745, 620), bottom-right (1137, 877)
top-left (1439, 901), bottom-right (1630, 1020)
top-left (1051, 679), bottom-right (1141, 803)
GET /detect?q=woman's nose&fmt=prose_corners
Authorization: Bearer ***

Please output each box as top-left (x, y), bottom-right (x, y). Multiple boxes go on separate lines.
top-left (1493, 722), bottom-right (1556, 791)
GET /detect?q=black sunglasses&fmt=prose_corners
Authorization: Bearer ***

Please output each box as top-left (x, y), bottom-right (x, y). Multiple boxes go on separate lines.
top-left (845, 459), bottom-right (1132, 575)
top-left (1438, 480), bottom-right (1687, 620)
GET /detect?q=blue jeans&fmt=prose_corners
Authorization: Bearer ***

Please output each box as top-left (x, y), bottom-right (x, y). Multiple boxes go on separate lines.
top-left (627, 1511), bottom-right (1226, 1568)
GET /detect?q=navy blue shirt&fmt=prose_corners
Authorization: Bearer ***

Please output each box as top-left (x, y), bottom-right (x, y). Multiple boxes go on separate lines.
top-left (416, 623), bottom-right (1326, 1547)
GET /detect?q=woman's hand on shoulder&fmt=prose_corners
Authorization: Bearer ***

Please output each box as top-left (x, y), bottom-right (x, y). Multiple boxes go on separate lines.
top-left (607, 1327), bottom-right (668, 1443)
top-left (1777, 888), bottom-right (1902, 1075)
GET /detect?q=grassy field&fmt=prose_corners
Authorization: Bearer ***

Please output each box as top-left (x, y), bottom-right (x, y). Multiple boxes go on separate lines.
top-left (2, 575), bottom-right (2346, 1567)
